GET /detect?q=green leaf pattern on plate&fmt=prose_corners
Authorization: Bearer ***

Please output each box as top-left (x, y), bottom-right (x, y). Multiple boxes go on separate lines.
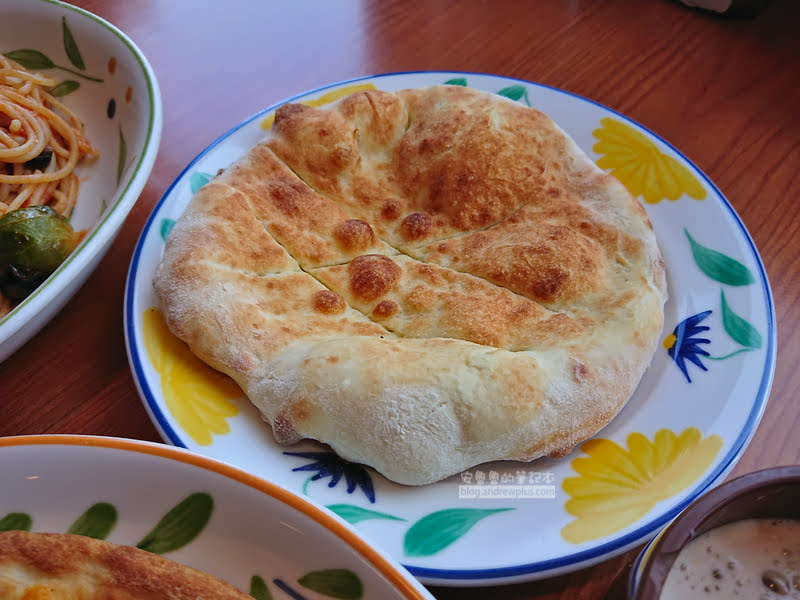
top-left (326, 504), bottom-right (406, 524)
top-left (61, 16), bottom-right (86, 70)
top-left (250, 575), bottom-right (273, 600)
top-left (404, 508), bottom-right (513, 557)
top-left (497, 84), bottom-right (531, 106)
top-left (298, 569), bottom-right (364, 599)
top-left (2, 21), bottom-right (103, 84)
top-left (0, 512), bottom-right (32, 531)
top-left (685, 229), bottom-right (755, 286)
top-left (665, 230), bottom-right (762, 378)
top-left (49, 79), bottom-right (80, 97)
top-left (721, 290), bottom-right (762, 349)
top-left (190, 171), bottom-right (214, 194)
top-left (117, 126), bottom-right (128, 185)
top-left (136, 492), bottom-right (213, 554)
top-left (3, 49), bottom-right (55, 69)
top-left (160, 218), bottom-right (176, 241)
top-left (1, 493), bottom-right (370, 599)
top-left (67, 502), bottom-right (117, 539)
top-left (156, 171), bottom-right (212, 243)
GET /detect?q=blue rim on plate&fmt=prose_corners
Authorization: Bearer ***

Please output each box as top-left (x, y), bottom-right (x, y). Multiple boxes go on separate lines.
top-left (124, 71), bottom-right (776, 585)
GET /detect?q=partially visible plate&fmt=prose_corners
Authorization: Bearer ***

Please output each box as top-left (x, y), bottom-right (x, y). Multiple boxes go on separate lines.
top-left (0, 0), bottom-right (162, 361)
top-left (124, 71), bottom-right (776, 586)
top-left (0, 435), bottom-right (435, 600)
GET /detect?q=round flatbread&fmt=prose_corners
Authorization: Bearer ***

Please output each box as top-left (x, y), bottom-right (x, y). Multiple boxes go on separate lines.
top-left (154, 84), bottom-right (667, 485)
top-left (0, 530), bottom-right (251, 599)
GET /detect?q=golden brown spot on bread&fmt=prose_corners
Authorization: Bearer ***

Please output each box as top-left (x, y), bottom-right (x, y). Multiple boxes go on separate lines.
top-left (273, 102), bottom-right (311, 126)
top-left (546, 186), bottom-right (561, 198)
top-left (445, 224), bottom-right (604, 305)
top-left (399, 212), bottom-right (432, 241)
top-left (532, 268), bottom-right (569, 302)
top-left (290, 398), bottom-right (312, 423)
top-left (574, 360), bottom-right (589, 382)
top-left (348, 254), bottom-right (401, 301)
top-left (333, 219), bottom-right (376, 251)
top-left (353, 321), bottom-right (388, 336)
top-left (271, 412), bottom-right (303, 445)
top-left (406, 285), bottom-right (436, 311)
top-left (311, 290), bottom-right (346, 314)
top-left (372, 300), bottom-right (399, 319)
top-left (380, 199), bottom-right (401, 221)
top-left (268, 177), bottom-right (308, 217)
top-left (22, 585), bottom-right (53, 599)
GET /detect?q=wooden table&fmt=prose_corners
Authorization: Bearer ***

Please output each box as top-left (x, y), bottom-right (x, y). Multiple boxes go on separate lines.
top-left (3, 1), bottom-right (799, 597)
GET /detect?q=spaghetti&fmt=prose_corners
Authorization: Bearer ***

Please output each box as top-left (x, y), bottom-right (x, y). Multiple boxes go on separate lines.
top-left (0, 54), bottom-right (98, 218)
top-left (1, 54), bottom-right (98, 316)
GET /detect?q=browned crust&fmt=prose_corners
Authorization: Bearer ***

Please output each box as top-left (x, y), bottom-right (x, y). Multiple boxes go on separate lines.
top-left (153, 84), bottom-right (667, 485)
top-left (0, 530), bottom-right (251, 599)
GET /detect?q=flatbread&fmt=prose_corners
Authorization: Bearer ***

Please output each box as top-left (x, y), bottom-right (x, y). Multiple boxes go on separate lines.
top-left (0, 530), bottom-right (251, 599)
top-left (154, 84), bottom-right (667, 485)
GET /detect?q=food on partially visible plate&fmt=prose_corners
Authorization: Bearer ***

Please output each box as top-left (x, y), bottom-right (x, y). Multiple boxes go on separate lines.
top-left (0, 205), bottom-right (80, 307)
top-left (0, 530), bottom-right (252, 599)
top-left (154, 84), bottom-right (667, 485)
top-left (0, 54), bottom-right (98, 315)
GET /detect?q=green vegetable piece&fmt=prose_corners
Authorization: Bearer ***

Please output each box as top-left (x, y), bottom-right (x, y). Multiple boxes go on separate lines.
top-left (444, 77), bottom-right (467, 86)
top-left (0, 206), bottom-right (79, 301)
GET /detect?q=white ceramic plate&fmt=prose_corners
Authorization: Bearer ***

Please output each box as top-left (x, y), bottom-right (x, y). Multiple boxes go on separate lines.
top-left (0, 0), bottom-right (162, 361)
top-left (0, 435), bottom-right (435, 600)
top-left (124, 72), bottom-right (776, 586)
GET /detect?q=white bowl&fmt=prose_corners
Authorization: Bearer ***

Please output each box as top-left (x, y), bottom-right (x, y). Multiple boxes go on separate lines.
top-left (0, 0), bottom-right (162, 361)
top-left (0, 434), bottom-right (435, 600)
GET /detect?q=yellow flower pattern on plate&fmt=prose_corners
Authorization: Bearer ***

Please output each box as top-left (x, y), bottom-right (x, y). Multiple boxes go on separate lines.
top-left (593, 117), bottom-right (707, 204)
top-left (260, 83), bottom-right (377, 130)
top-left (561, 427), bottom-right (722, 544)
top-left (142, 308), bottom-right (241, 446)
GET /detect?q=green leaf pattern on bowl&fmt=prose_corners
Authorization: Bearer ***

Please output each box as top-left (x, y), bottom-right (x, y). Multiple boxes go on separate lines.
top-left (1, 493), bottom-right (364, 599)
top-left (67, 501), bottom-right (117, 539)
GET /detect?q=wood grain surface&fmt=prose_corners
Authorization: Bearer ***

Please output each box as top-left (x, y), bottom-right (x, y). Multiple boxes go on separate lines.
top-left (2, 1), bottom-right (798, 598)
